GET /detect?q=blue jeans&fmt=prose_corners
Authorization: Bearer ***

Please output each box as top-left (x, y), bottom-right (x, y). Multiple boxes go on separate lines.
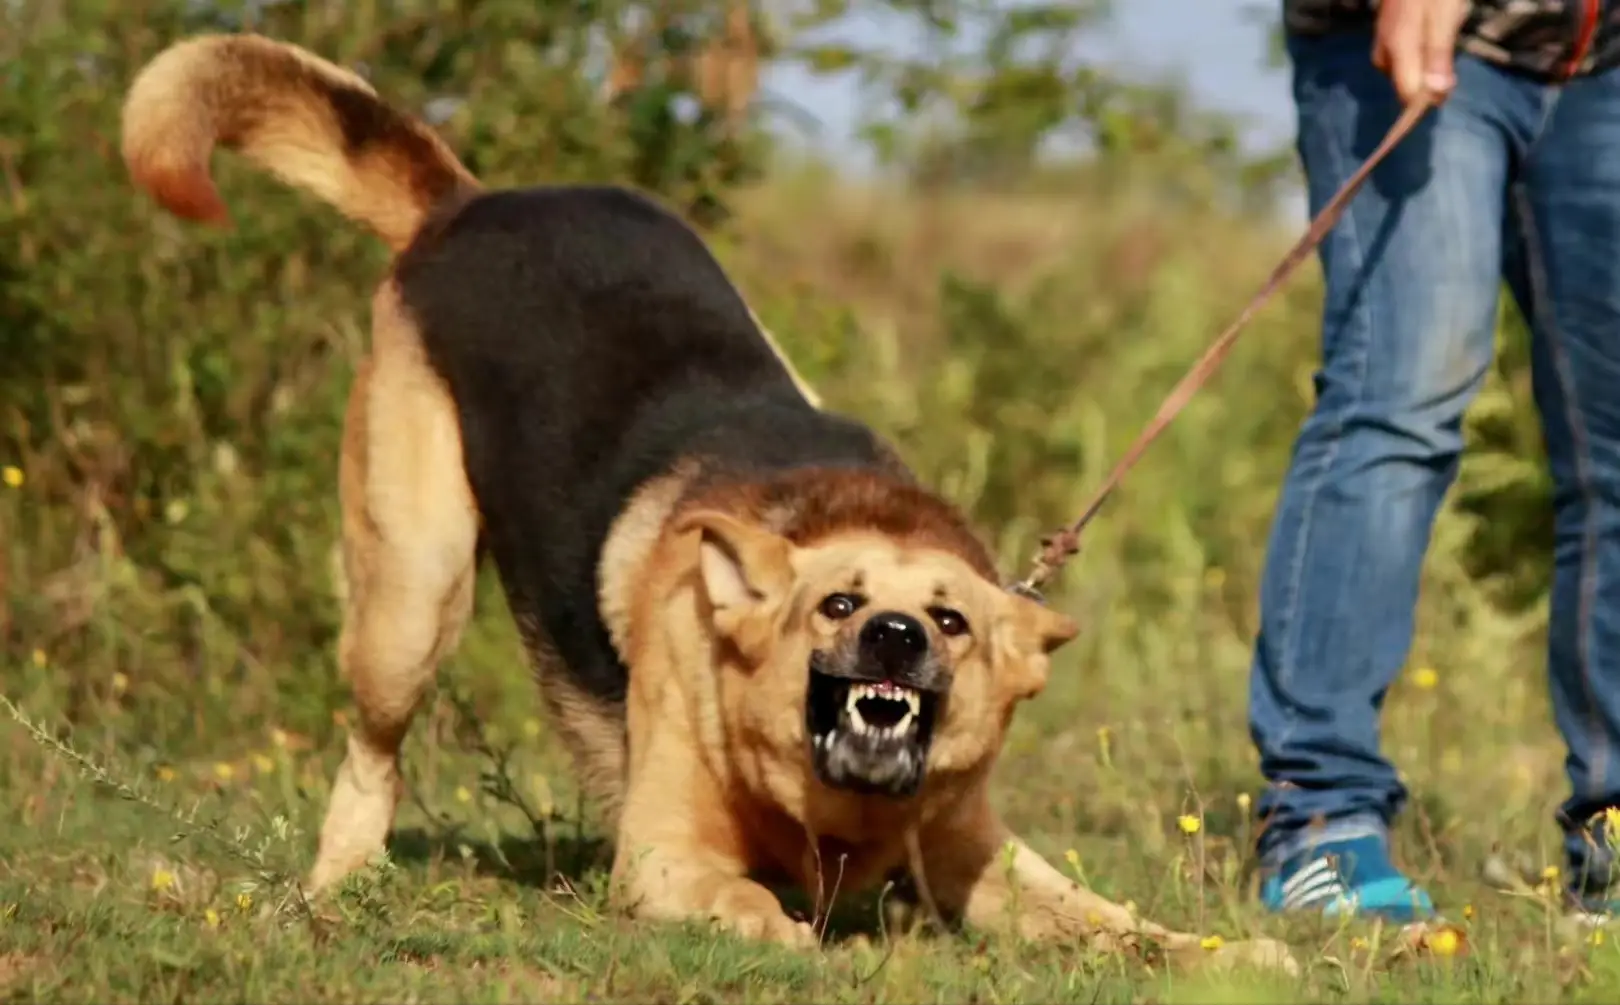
top-left (1251, 27), bottom-right (1620, 889)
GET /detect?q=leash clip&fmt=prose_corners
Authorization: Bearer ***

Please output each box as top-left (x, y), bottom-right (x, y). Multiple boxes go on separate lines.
top-left (1006, 579), bottom-right (1047, 605)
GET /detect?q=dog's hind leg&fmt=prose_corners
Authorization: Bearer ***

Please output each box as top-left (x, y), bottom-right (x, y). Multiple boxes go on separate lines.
top-left (309, 284), bottom-right (479, 894)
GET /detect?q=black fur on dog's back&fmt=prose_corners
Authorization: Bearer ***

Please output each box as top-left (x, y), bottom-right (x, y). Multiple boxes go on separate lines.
top-left (393, 185), bottom-right (900, 706)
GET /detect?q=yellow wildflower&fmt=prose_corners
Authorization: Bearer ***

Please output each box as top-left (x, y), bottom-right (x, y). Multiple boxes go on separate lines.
top-left (1591, 928), bottom-right (1607, 947)
top-left (30, 649), bottom-right (46, 668)
top-left (1236, 792), bottom-right (1252, 813)
top-left (1428, 928), bottom-right (1460, 957)
top-left (1350, 936), bottom-right (1368, 951)
top-left (1412, 666), bottom-right (1440, 690)
top-left (252, 753), bottom-right (275, 775)
top-left (1543, 865), bottom-right (1561, 882)
top-left (111, 672), bottom-right (129, 695)
top-left (1200, 935), bottom-right (1224, 951)
top-left (1177, 814), bottom-right (1202, 835)
top-left (151, 868), bottom-right (175, 891)
top-left (213, 762), bottom-right (235, 781)
top-left (523, 718), bottom-right (542, 739)
top-left (1463, 904), bottom-right (1474, 921)
top-left (1604, 806), bottom-right (1620, 834)
top-left (204, 908), bottom-right (221, 928)
top-left (156, 765), bottom-right (176, 783)
top-left (1064, 848), bottom-right (1080, 870)
top-left (236, 892), bottom-right (253, 912)
top-left (455, 785), bottom-right (473, 804)
top-left (270, 727), bottom-right (290, 749)
top-left (2, 465), bottom-right (23, 488)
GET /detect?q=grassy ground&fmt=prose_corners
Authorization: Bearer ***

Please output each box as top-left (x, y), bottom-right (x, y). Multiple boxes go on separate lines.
top-left (4, 563), bottom-right (1620, 1003)
top-left (0, 157), bottom-right (1602, 1001)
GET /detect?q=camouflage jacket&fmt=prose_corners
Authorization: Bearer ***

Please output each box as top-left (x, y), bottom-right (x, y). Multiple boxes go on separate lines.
top-left (1283, 1), bottom-right (1620, 79)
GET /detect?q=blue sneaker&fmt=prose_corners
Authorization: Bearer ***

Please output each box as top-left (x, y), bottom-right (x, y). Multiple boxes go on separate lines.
top-left (1260, 834), bottom-right (1436, 922)
top-left (1566, 887), bottom-right (1617, 927)
top-left (1564, 811), bottom-right (1620, 926)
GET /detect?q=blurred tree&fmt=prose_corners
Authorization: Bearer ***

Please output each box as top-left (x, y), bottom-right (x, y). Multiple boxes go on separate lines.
top-left (5, 0), bottom-right (1551, 746)
top-left (783, 0), bottom-right (1293, 212)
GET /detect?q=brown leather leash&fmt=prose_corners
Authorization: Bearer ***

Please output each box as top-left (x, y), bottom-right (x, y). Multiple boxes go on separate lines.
top-left (1011, 94), bottom-right (1437, 602)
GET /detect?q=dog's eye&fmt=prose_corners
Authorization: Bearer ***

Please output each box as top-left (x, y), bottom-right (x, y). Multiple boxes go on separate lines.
top-left (929, 607), bottom-right (970, 637)
top-left (819, 593), bottom-right (863, 620)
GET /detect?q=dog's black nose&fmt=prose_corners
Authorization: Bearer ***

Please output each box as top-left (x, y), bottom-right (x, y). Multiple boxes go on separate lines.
top-left (859, 611), bottom-right (929, 674)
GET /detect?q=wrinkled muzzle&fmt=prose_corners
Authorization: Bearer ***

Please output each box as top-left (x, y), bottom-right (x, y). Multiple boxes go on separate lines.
top-left (805, 611), bottom-right (950, 797)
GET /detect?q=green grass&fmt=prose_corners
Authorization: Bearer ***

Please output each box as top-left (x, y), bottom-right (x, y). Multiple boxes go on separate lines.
top-left (4, 561), bottom-right (1620, 1004)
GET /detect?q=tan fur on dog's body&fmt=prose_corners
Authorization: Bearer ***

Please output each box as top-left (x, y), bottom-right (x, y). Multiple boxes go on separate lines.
top-left (121, 32), bottom-right (1295, 975)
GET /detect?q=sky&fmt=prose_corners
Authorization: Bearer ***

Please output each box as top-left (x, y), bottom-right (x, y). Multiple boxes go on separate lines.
top-left (760, 0), bottom-right (1296, 171)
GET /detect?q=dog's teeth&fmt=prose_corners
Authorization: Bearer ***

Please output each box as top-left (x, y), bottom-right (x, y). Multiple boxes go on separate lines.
top-left (903, 691), bottom-right (920, 714)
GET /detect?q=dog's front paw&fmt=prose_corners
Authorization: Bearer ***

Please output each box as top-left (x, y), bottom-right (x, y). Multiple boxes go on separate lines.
top-left (709, 881), bottom-right (816, 947)
top-left (1195, 936), bottom-right (1300, 976)
top-left (716, 909), bottom-right (816, 946)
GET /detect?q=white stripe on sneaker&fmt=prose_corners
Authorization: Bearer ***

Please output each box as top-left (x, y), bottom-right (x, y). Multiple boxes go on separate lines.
top-left (1284, 875), bottom-right (1346, 910)
top-left (1280, 858), bottom-right (1335, 898)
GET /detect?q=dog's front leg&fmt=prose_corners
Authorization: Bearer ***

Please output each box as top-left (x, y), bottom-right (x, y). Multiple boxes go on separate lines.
top-left (612, 841), bottom-right (815, 946)
top-left (610, 728), bottom-right (814, 947)
top-left (917, 787), bottom-right (1298, 975)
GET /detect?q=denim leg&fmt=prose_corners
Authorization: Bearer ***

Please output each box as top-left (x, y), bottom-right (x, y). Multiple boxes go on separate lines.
top-left (1251, 33), bottom-right (1520, 862)
top-left (1507, 68), bottom-right (1620, 894)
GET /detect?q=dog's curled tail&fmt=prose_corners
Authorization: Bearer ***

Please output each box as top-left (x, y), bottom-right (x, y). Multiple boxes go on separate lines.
top-left (122, 33), bottom-right (477, 251)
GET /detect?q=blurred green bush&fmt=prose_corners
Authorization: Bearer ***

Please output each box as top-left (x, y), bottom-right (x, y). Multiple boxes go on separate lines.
top-left (0, 0), bottom-right (1552, 782)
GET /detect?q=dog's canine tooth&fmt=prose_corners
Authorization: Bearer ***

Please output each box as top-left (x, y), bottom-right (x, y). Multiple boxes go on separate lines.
top-left (903, 690), bottom-right (920, 714)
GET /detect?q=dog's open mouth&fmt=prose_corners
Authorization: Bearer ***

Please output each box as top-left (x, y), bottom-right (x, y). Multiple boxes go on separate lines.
top-left (806, 662), bottom-right (942, 797)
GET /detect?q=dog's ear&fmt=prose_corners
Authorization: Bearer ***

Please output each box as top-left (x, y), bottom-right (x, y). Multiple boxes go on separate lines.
top-left (992, 590), bottom-right (1079, 702)
top-left (674, 508), bottom-right (796, 660)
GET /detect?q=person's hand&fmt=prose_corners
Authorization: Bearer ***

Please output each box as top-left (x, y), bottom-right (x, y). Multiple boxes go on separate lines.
top-left (1372, 0), bottom-right (1469, 105)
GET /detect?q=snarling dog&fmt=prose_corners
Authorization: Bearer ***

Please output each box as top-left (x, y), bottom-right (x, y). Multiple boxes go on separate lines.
top-left (119, 33), bottom-right (1296, 972)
